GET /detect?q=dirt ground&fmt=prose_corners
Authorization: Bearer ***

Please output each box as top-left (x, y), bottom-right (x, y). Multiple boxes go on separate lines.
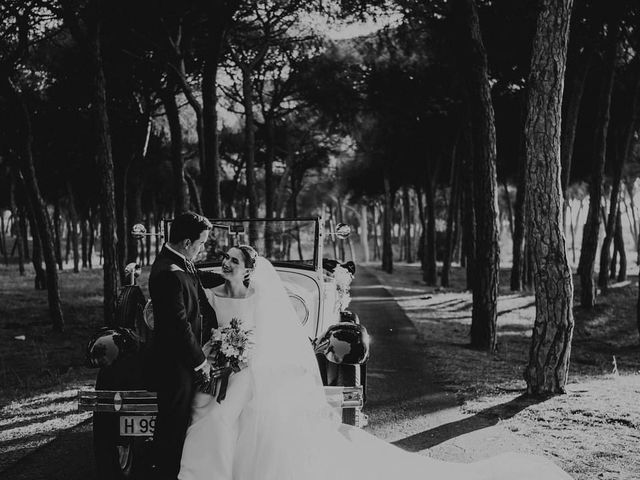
top-left (2, 262), bottom-right (640, 479)
top-left (369, 262), bottom-right (640, 480)
top-left (0, 265), bottom-right (106, 471)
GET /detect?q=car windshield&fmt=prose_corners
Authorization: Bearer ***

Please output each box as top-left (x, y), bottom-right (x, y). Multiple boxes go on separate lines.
top-left (190, 218), bottom-right (320, 270)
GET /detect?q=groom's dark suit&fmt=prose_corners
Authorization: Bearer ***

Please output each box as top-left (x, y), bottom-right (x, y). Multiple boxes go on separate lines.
top-left (149, 246), bottom-right (223, 480)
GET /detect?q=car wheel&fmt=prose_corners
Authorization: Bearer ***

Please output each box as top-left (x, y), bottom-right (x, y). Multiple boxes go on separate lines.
top-left (115, 286), bottom-right (146, 329)
top-left (93, 412), bottom-right (154, 480)
top-left (93, 412), bottom-right (134, 479)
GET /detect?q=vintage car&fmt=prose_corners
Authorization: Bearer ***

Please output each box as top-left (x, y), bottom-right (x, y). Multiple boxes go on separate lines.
top-left (77, 217), bottom-right (370, 479)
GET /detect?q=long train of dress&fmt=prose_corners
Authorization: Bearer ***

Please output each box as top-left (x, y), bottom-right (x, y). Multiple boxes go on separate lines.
top-left (179, 258), bottom-right (573, 480)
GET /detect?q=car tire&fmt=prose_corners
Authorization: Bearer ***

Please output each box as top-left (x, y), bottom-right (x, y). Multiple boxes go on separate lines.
top-left (115, 286), bottom-right (146, 329)
top-left (93, 362), bottom-right (153, 479)
top-left (93, 412), bottom-right (135, 479)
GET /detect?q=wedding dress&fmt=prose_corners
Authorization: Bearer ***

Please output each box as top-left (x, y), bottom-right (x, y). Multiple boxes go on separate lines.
top-left (178, 257), bottom-right (573, 480)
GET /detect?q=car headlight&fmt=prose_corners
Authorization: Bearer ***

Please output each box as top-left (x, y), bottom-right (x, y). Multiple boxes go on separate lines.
top-left (289, 293), bottom-right (309, 326)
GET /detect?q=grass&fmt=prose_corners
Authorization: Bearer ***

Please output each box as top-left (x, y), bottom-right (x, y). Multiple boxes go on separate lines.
top-left (0, 264), bottom-right (120, 403)
top-left (369, 262), bottom-right (640, 480)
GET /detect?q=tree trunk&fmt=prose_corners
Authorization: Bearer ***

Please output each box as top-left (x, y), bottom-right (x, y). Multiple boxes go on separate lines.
top-left (460, 130), bottom-right (476, 291)
top-left (19, 198), bottom-right (30, 261)
top-left (561, 36), bottom-right (594, 194)
top-left (523, 0), bottom-right (574, 396)
top-left (453, 0), bottom-right (500, 351)
top-left (201, 2), bottom-right (239, 217)
top-left (89, 19), bottom-right (119, 326)
top-left (615, 65), bottom-right (640, 284)
top-left (571, 199), bottom-right (585, 265)
top-left (162, 82), bottom-right (188, 215)
top-left (185, 171), bottom-right (203, 214)
top-left (360, 204), bottom-right (370, 263)
top-left (609, 239), bottom-right (618, 280)
top-left (81, 214), bottom-right (88, 268)
top-left (442, 143), bottom-right (461, 287)
top-left (372, 202), bottom-right (381, 261)
top-left (53, 200), bottom-right (63, 270)
top-left (511, 150), bottom-right (527, 291)
top-left (598, 155), bottom-right (622, 292)
top-left (202, 54), bottom-right (222, 218)
top-left (382, 176), bottom-right (393, 273)
top-left (9, 174), bottom-right (25, 275)
top-left (64, 220), bottom-right (71, 264)
top-left (415, 188), bottom-right (426, 270)
top-left (502, 180), bottom-right (514, 239)
top-left (577, 17), bottom-right (619, 308)
top-left (241, 67), bottom-right (258, 221)
top-left (264, 117), bottom-right (276, 256)
top-left (423, 178), bottom-right (437, 285)
top-left (25, 202), bottom-right (46, 290)
top-left (614, 209), bottom-right (626, 282)
top-left (337, 197), bottom-right (346, 261)
top-left (403, 186), bottom-right (413, 263)
top-left (115, 163), bottom-right (129, 277)
top-left (7, 81), bottom-right (64, 330)
top-left (88, 210), bottom-right (96, 269)
top-left (265, 116), bottom-right (276, 219)
top-left (66, 182), bottom-right (80, 273)
top-left (0, 213), bottom-right (8, 266)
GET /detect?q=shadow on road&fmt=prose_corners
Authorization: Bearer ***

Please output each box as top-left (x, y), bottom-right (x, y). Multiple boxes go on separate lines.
top-left (391, 394), bottom-right (546, 452)
top-left (2, 420), bottom-right (94, 480)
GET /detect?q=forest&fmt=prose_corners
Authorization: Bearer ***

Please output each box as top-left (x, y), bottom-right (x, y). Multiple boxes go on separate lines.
top-left (1, 0), bottom-right (640, 401)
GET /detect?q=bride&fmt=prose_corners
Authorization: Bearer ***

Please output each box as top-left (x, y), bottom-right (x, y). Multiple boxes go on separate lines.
top-left (178, 245), bottom-right (573, 480)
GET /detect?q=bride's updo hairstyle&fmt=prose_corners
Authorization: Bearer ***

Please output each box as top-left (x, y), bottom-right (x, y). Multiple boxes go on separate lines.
top-left (237, 244), bottom-right (258, 287)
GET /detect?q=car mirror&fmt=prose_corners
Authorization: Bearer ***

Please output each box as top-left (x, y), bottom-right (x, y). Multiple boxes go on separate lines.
top-left (335, 223), bottom-right (351, 240)
top-left (131, 224), bottom-right (147, 239)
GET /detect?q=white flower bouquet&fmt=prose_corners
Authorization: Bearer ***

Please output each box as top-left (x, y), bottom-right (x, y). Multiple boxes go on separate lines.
top-left (333, 264), bottom-right (354, 312)
top-left (200, 318), bottom-right (253, 402)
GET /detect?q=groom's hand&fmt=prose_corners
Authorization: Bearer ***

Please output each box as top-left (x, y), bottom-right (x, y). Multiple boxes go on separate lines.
top-left (194, 362), bottom-right (212, 386)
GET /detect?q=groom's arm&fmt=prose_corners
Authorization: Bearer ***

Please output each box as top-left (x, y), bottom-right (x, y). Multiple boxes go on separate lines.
top-left (150, 271), bottom-right (206, 370)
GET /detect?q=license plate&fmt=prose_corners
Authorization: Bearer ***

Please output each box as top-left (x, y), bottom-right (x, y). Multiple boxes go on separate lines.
top-left (119, 415), bottom-right (156, 436)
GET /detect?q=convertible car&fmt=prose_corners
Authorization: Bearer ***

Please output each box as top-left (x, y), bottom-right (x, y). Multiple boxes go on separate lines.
top-left (77, 217), bottom-right (370, 479)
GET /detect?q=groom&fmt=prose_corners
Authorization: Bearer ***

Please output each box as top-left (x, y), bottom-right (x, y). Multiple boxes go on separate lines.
top-left (149, 212), bottom-right (223, 480)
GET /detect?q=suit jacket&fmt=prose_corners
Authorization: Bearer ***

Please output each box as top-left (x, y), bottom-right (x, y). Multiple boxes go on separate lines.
top-left (149, 246), bottom-right (224, 371)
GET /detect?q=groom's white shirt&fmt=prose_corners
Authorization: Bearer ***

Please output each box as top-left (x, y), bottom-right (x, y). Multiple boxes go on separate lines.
top-left (164, 243), bottom-right (208, 373)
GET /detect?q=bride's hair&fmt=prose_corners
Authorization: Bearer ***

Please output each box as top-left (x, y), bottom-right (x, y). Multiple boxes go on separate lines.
top-left (237, 245), bottom-right (258, 287)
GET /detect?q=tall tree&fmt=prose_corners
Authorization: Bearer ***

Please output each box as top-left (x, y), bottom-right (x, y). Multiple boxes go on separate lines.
top-left (452, 0), bottom-right (500, 352)
top-left (201, 1), bottom-right (240, 218)
top-left (6, 86), bottom-right (65, 331)
top-left (577, 11), bottom-right (620, 308)
top-left (0, 2), bottom-right (65, 331)
top-left (510, 124), bottom-right (527, 291)
top-left (60, 0), bottom-right (119, 325)
top-left (601, 62), bottom-right (640, 289)
top-left (523, 0), bottom-right (574, 395)
top-left (560, 0), bottom-right (598, 195)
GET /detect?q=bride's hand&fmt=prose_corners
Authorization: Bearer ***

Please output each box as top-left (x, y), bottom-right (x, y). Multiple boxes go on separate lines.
top-left (202, 340), bottom-right (213, 357)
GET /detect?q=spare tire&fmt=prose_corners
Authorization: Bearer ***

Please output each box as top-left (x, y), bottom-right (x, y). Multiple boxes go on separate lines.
top-left (115, 286), bottom-right (146, 330)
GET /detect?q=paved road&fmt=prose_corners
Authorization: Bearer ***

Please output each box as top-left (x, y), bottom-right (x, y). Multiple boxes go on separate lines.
top-left (351, 266), bottom-right (532, 460)
top-left (348, 266), bottom-right (462, 444)
top-left (350, 266), bottom-right (456, 412)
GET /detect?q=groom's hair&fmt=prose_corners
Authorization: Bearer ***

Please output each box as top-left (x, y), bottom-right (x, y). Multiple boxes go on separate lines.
top-left (169, 212), bottom-right (212, 243)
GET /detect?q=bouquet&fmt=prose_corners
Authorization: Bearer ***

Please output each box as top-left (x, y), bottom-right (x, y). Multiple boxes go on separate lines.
top-left (199, 318), bottom-right (253, 402)
top-left (333, 264), bottom-right (354, 312)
